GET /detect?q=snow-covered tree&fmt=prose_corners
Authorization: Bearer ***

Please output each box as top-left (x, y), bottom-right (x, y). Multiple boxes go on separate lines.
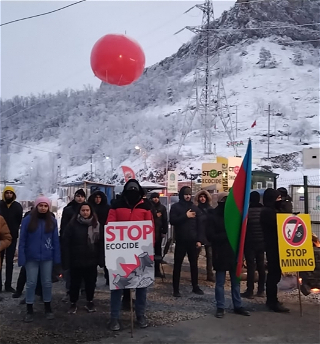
top-left (258, 47), bottom-right (272, 68)
top-left (293, 50), bottom-right (304, 66)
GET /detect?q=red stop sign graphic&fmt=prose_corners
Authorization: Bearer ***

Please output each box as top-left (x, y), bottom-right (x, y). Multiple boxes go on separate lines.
top-left (234, 166), bottom-right (240, 175)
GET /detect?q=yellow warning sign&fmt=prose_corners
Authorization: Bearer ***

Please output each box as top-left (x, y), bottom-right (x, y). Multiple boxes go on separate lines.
top-left (277, 214), bottom-right (315, 273)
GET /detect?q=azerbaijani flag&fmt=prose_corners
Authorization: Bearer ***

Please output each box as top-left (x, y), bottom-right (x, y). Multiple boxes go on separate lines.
top-left (224, 139), bottom-right (252, 279)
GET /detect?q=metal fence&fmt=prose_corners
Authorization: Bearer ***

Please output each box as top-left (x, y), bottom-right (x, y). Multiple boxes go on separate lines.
top-left (279, 175), bottom-right (320, 238)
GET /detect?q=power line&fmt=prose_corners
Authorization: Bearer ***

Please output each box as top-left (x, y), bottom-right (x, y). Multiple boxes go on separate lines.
top-left (187, 22), bottom-right (320, 32)
top-left (0, 0), bottom-right (86, 27)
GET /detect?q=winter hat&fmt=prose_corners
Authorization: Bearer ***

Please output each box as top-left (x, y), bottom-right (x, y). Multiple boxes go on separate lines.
top-left (34, 196), bottom-right (51, 208)
top-left (74, 189), bottom-right (86, 198)
top-left (217, 192), bottom-right (229, 203)
top-left (150, 192), bottom-right (160, 199)
top-left (183, 187), bottom-right (192, 195)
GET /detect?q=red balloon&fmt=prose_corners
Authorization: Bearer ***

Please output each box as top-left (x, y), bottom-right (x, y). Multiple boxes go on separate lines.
top-left (90, 34), bottom-right (145, 86)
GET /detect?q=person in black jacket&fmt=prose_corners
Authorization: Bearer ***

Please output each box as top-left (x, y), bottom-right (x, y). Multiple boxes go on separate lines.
top-left (241, 191), bottom-right (265, 299)
top-left (194, 190), bottom-right (214, 282)
top-left (88, 190), bottom-right (110, 285)
top-left (170, 186), bottom-right (204, 297)
top-left (277, 187), bottom-right (293, 214)
top-left (260, 188), bottom-right (289, 312)
top-left (0, 186), bottom-right (23, 293)
top-left (150, 192), bottom-right (168, 278)
top-left (206, 192), bottom-right (250, 319)
top-left (60, 189), bottom-right (86, 301)
top-left (62, 202), bottom-right (104, 314)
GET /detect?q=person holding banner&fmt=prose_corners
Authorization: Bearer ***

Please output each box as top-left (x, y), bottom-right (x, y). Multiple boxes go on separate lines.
top-left (62, 202), bottom-right (104, 314)
top-left (260, 188), bottom-right (290, 312)
top-left (106, 179), bottom-right (154, 331)
top-left (170, 186), bottom-right (204, 297)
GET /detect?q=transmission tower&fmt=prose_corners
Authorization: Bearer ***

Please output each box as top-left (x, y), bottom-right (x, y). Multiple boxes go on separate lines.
top-left (176, 0), bottom-right (237, 155)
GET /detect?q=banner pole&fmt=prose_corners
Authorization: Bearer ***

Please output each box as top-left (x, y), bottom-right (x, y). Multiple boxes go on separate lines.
top-left (297, 272), bottom-right (303, 317)
top-left (130, 289), bottom-right (134, 337)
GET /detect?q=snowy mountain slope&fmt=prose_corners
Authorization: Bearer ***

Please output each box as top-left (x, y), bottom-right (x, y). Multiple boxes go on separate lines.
top-left (1, 0), bottom-right (319, 198)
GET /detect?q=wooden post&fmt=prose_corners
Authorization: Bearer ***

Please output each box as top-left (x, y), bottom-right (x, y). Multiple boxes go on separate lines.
top-left (130, 289), bottom-right (134, 337)
top-left (297, 272), bottom-right (303, 317)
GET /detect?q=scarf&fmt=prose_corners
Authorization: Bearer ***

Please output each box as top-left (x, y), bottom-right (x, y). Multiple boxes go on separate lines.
top-left (77, 215), bottom-right (100, 244)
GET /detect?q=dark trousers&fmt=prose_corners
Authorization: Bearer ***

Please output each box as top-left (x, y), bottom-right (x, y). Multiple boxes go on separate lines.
top-left (244, 247), bottom-right (265, 294)
top-left (0, 238), bottom-right (17, 289)
top-left (266, 258), bottom-right (282, 306)
top-left (69, 266), bottom-right (97, 303)
top-left (173, 241), bottom-right (198, 292)
top-left (16, 266), bottom-right (42, 296)
top-left (197, 245), bottom-right (214, 279)
top-left (154, 238), bottom-right (162, 273)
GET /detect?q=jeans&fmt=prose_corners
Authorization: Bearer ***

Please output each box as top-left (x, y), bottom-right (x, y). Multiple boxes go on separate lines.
top-left (0, 238), bottom-right (17, 289)
top-left (16, 266), bottom-right (42, 296)
top-left (215, 270), bottom-right (242, 309)
top-left (69, 266), bottom-right (97, 303)
top-left (173, 241), bottom-right (198, 292)
top-left (25, 260), bottom-right (53, 304)
top-left (244, 247), bottom-right (265, 294)
top-left (111, 288), bottom-right (147, 319)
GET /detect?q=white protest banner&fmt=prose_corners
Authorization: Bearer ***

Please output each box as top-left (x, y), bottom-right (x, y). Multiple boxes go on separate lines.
top-left (105, 220), bottom-right (155, 290)
top-left (167, 171), bottom-right (178, 194)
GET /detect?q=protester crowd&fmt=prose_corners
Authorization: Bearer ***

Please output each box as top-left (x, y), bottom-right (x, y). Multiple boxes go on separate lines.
top-left (0, 182), bottom-right (294, 329)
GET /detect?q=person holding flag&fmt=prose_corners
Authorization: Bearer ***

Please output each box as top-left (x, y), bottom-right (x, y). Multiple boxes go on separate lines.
top-left (207, 139), bottom-right (253, 318)
top-left (206, 193), bottom-right (250, 318)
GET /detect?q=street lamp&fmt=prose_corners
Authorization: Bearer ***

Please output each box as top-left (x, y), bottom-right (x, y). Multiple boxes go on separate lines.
top-left (134, 145), bottom-right (147, 170)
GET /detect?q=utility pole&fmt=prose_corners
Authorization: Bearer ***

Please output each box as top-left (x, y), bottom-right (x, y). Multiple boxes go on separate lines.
top-left (235, 105), bottom-right (238, 138)
top-left (90, 155), bottom-right (93, 180)
top-left (176, 0), bottom-right (237, 156)
top-left (265, 104), bottom-right (271, 160)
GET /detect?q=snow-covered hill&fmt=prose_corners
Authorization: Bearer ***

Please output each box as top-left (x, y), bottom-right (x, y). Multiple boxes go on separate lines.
top-left (1, 0), bottom-right (319, 198)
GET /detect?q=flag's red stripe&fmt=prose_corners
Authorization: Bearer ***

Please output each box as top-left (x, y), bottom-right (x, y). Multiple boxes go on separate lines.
top-left (233, 165), bottom-right (246, 211)
top-left (236, 214), bottom-right (249, 278)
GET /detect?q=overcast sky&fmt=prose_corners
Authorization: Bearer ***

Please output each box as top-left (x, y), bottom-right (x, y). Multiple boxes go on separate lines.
top-left (1, 0), bottom-right (235, 100)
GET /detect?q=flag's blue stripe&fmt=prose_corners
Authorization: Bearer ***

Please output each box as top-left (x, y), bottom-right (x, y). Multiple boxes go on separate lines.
top-left (241, 140), bottom-right (252, 223)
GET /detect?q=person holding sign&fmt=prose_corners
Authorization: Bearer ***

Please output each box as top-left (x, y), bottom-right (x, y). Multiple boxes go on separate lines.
top-left (62, 203), bottom-right (104, 314)
top-left (106, 179), bottom-right (154, 331)
top-left (170, 186), bottom-right (204, 297)
top-left (260, 189), bottom-right (290, 312)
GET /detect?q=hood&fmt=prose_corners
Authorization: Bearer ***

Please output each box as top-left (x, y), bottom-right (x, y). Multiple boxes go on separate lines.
top-left (250, 191), bottom-right (261, 205)
top-left (277, 187), bottom-right (288, 198)
top-left (263, 188), bottom-right (280, 208)
top-left (217, 192), bottom-right (229, 203)
top-left (122, 179), bottom-right (145, 198)
top-left (2, 186), bottom-right (16, 202)
top-left (179, 186), bottom-right (192, 201)
top-left (194, 190), bottom-right (212, 206)
top-left (88, 190), bottom-right (108, 206)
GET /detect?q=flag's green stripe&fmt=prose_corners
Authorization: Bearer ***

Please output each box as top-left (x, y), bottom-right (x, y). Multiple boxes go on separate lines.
top-left (224, 187), bottom-right (242, 254)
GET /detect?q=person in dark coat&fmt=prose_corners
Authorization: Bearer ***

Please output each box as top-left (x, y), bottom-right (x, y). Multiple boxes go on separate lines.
top-left (62, 202), bottom-right (104, 314)
top-left (88, 191), bottom-right (110, 285)
top-left (0, 186), bottom-right (23, 293)
top-left (241, 191), bottom-right (265, 299)
top-left (194, 190), bottom-right (214, 282)
top-left (60, 188), bottom-right (86, 301)
top-left (206, 192), bottom-right (250, 319)
top-left (106, 179), bottom-right (154, 331)
top-left (150, 192), bottom-right (168, 278)
top-left (277, 187), bottom-right (293, 214)
top-left (260, 188), bottom-right (289, 312)
top-left (170, 186), bottom-right (204, 297)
